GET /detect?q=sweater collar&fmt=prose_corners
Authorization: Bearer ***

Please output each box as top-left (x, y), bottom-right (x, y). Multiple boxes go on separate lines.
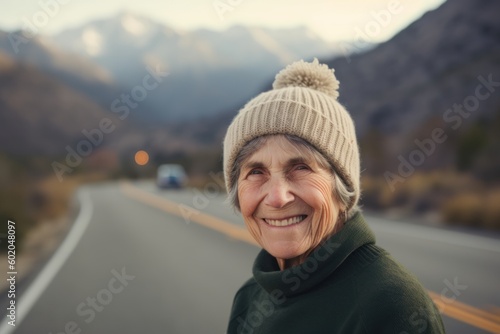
top-left (252, 212), bottom-right (376, 297)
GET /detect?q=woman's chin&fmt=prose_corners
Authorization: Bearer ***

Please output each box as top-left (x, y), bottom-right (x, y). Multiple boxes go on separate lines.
top-left (264, 241), bottom-right (307, 261)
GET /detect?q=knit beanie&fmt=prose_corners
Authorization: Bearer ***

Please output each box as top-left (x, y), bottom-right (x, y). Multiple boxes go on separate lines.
top-left (223, 58), bottom-right (360, 210)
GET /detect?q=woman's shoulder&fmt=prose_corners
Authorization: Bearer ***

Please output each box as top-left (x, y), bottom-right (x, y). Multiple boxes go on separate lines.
top-left (227, 277), bottom-right (261, 329)
top-left (236, 277), bottom-right (259, 294)
top-left (345, 244), bottom-right (424, 299)
top-left (232, 277), bottom-right (260, 305)
top-left (351, 245), bottom-right (445, 333)
top-left (358, 245), bottom-right (427, 294)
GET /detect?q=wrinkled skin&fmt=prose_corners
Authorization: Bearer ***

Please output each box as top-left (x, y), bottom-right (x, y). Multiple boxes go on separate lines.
top-left (238, 135), bottom-right (342, 269)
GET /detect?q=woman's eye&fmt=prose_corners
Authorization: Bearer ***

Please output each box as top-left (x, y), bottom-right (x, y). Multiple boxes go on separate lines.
top-left (249, 169), bottom-right (263, 175)
top-left (295, 164), bottom-right (310, 171)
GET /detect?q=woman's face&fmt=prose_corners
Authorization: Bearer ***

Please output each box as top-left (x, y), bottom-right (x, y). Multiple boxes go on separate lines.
top-left (237, 135), bottom-right (340, 262)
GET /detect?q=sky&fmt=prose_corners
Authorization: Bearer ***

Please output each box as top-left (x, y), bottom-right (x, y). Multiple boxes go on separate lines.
top-left (1, 0), bottom-right (446, 43)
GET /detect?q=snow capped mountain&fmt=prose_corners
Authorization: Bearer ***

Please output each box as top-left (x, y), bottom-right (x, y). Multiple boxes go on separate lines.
top-left (56, 12), bottom-right (174, 55)
top-left (53, 12), bottom-right (336, 72)
top-left (48, 12), bottom-right (339, 121)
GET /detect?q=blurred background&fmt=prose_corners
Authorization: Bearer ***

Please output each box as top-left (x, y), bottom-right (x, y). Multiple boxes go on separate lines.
top-left (1, 0), bottom-right (499, 251)
top-left (0, 0), bottom-right (500, 333)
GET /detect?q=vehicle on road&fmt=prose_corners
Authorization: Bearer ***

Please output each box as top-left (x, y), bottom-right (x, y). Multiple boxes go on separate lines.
top-left (156, 164), bottom-right (187, 189)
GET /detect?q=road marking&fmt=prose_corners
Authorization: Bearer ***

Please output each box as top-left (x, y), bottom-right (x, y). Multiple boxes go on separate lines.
top-left (428, 291), bottom-right (500, 333)
top-left (0, 189), bottom-right (93, 334)
top-left (121, 182), bottom-right (500, 333)
top-left (120, 182), bottom-right (257, 246)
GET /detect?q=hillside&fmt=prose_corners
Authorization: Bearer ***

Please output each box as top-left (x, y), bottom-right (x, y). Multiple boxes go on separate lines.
top-left (0, 51), bottom-right (128, 157)
top-left (326, 0), bottom-right (500, 178)
top-left (0, 31), bottom-right (119, 109)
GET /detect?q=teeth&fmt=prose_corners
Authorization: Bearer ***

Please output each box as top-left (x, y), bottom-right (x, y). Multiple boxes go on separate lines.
top-left (265, 215), bottom-right (306, 227)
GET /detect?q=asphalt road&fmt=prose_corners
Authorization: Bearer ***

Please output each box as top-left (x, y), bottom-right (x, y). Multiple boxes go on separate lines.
top-left (2, 181), bottom-right (500, 334)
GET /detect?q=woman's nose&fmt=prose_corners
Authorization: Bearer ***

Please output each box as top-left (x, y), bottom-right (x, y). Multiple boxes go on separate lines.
top-left (263, 176), bottom-right (294, 208)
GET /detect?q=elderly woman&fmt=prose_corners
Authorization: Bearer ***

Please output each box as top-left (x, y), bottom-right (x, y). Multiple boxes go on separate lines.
top-left (223, 59), bottom-right (445, 333)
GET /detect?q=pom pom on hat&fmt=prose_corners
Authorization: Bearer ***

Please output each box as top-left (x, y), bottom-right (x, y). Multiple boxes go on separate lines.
top-left (273, 58), bottom-right (340, 99)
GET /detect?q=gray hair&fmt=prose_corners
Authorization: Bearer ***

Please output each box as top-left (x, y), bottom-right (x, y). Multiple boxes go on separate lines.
top-left (228, 134), bottom-right (360, 219)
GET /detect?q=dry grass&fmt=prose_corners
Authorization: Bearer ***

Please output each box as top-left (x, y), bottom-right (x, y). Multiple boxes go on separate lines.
top-left (0, 170), bottom-right (108, 254)
top-left (361, 171), bottom-right (499, 230)
top-left (186, 171), bottom-right (225, 191)
top-left (30, 172), bottom-right (108, 221)
top-left (441, 189), bottom-right (500, 229)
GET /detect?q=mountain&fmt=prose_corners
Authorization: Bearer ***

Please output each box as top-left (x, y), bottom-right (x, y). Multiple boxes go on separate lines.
top-left (190, 25), bottom-right (336, 71)
top-left (329, 0), bottom-right (500, 135)
top-left (51, 12), bottom-right (339, 121)
top-left (0, 51), bottom-right (139, 159)
top-left (53, 12), bottom-right (336, 74)
top-left (324, 0), bottom-right (500, 176)
top-left (0, 49), bottom-right (217, 163)
top-left (0, 31), bottom-right (119, 108)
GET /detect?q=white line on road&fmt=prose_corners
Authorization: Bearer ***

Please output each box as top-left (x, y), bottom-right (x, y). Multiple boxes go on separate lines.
top-left (0, 189), bottom-right (94, 334)
top-left (367, 216), bottom-right (500, 253)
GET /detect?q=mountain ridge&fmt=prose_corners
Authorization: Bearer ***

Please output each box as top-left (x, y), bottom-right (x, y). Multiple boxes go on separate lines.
top-left (49, 12), bottom-right (338, 121)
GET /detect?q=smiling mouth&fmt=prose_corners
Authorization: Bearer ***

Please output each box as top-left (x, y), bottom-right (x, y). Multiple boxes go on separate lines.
top-left (263, 215), bottom-right (307, 227)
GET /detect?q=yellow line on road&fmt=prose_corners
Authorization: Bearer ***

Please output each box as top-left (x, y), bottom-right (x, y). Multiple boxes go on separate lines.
top-left (120, 182), bottom-right (257, 246)
top-left (428, 291), bottom-right (500, 333)
top-left (121, 181), bottom-right (500, 333)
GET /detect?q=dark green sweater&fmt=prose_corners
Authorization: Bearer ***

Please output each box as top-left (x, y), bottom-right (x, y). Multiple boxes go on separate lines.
top-left (227, 213), bottom-right (445, 334)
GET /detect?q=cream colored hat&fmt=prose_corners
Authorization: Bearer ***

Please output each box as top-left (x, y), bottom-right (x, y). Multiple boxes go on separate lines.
top-left (223, 58), bottom-right (360, 209)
